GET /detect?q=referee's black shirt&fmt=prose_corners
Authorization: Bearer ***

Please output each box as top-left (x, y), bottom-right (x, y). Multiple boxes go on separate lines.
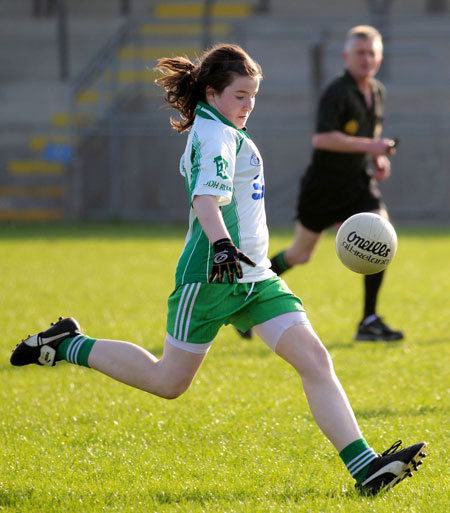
top-left (310, 70), bottom-right (385, 176)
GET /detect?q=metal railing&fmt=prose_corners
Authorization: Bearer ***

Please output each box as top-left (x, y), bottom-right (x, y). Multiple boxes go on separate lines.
top-left (67, 9), bottom-right (247, 219)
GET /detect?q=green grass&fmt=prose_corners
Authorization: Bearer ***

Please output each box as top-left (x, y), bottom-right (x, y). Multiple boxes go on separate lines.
top-left (1, 222), bottom-right (449, 512)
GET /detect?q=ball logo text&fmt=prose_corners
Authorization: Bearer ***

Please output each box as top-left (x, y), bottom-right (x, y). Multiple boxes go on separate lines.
top-left (345, 231), bottom-right (391, 258)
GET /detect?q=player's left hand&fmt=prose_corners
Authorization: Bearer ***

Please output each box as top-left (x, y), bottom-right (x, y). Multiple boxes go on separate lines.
top-left (209, 238), bottom-right (256, 283)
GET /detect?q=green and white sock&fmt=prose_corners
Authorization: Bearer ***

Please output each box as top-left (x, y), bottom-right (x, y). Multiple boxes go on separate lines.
top-left (56, 335), bottom-right (97, 368)
top-left (340, 438), bottom-right (378, 483)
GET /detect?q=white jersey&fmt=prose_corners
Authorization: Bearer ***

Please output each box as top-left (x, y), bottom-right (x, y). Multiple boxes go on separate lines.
top-left (175, 102), bottom-right (274, 286)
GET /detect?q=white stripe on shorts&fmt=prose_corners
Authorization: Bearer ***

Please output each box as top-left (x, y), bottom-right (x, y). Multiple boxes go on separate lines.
top-left (174, 282), bottom-right (201, 340)
top-left (183, 282), bottom-right (201, 341)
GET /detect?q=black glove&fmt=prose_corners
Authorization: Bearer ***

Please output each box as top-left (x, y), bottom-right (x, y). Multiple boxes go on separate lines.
top-left (209, 238), bottom-right (256, 284)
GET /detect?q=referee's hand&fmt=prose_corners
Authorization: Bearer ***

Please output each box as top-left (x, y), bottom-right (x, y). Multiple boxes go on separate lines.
top-left (209, 238), bottom-right (256, 284)
top-left (370, 138), bottom-right (397, 157)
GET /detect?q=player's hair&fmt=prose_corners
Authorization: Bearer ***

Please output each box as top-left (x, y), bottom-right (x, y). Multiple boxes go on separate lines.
top-left (344, 25), bottom-right (383, 53)
top-left (154, 43), bottom-right (262, 133)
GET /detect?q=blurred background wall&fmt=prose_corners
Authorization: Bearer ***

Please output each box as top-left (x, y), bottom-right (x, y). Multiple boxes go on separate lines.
top-left (1, 0), bottom-right (449, 225)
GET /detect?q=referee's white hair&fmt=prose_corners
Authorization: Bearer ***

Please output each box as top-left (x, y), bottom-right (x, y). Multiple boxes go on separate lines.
top-left (344, 25), bottom-right (383, 53)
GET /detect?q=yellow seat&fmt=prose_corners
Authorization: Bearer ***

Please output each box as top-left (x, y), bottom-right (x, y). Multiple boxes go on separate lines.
top-left (154, 2), bottom-right (251, 18)
top-left (8, 160), bottom-right (64, 175)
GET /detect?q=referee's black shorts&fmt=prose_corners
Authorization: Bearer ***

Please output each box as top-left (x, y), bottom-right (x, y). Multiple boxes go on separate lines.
top-left (296, 166), bottom-right (385, 233)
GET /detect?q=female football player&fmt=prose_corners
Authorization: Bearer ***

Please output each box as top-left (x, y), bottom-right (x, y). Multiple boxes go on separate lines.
top-left (11, 43), bottom-right (426, 494)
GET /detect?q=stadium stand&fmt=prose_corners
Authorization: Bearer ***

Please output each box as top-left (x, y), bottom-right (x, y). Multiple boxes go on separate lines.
top-left (0, 0), bottom-right (449, 222)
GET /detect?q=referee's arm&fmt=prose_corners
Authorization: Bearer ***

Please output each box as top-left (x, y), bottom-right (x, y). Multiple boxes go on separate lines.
top-left (312, 131), bottom-right (394, 157)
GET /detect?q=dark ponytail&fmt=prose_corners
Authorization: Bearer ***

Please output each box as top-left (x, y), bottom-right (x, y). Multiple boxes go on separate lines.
top-left (154, 44), bottom-right (262, 133)
top-left (154, 56), bottom-right (201, 133)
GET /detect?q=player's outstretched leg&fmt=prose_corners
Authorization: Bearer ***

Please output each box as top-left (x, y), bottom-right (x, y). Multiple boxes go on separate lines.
top-left (271, 322), bottom-right (428, 494)
top-left (11, 317), bottom-right (82, 366)
top-left (11, 317), bottom-right (207, 399)
top-left (356, 440), bottom-right (428, 494)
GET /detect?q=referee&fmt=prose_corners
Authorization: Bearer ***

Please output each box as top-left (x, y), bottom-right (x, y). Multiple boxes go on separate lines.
top-left (270, 25), bottom-right (403, 342)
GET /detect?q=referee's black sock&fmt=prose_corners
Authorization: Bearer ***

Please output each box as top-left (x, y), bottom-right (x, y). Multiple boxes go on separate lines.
top-left (270, 251), bottom-right (291, 276)
top-left (363, 271), bottom-right (384, 320)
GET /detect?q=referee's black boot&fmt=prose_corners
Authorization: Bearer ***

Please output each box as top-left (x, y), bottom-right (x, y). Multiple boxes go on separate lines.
top-left (355, 315), bottom-right (404, 342)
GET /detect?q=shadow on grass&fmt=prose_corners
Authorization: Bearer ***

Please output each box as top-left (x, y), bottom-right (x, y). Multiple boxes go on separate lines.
top-left (325, 341), bottom-right (357, 351)
top-left (0, 221), bottom-right (186, 240)
top-left (147, 484), bottom-right (356, 506)
top-left (326, 337), bottom-right (450, 352)
top-left (0, 488), bottom-right (34, 507)
top-left (325, 339), bottom-right (406, 352)
top-left (417, 337), bottom-right (450, 346)
top-left (1, 222), bottom-right (449, 241)
top-left (354, 404), bottom-right (448, 419)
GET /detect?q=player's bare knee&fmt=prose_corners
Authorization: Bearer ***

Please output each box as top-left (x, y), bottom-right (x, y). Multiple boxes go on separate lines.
top-left (158, 379), bottom-right (192, 400)
top-left (302, 341), bottom-right (333, 378)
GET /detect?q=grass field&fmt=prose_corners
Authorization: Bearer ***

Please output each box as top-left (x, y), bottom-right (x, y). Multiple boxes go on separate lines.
top-left (1, 222), bottom-right (449, 513)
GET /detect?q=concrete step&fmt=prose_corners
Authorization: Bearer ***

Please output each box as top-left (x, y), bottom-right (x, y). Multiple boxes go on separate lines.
top-left (0, 207), bottom-right (63, 221)
top-left (138, 20), bottom-right (233, 37)
top-left (0, 17), bottom-right (123, 82)
top-left (0, 173), bottom-right (65, 221)
top-left (251, 0), bottom-right (445, 17)
top-left (0, 0), bottom-right (152, 17)
top-left (0, 184), bottom-right (64, 199)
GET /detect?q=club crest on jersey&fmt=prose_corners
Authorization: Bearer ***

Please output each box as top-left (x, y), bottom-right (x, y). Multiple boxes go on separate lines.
top-left (252, 174), bottom-right (264, 200)
top-left (250, 152), bottom-right (261, 167)
top-left (213, 155), bottom-right (229, 179)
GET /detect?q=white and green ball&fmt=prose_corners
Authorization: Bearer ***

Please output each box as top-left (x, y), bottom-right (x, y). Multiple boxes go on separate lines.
top-left (335, 213), bottom-right (398, 274)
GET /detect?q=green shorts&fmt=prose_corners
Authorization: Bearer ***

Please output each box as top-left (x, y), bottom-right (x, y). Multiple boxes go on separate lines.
top-left (166, 276), bottom-right (304, 344)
